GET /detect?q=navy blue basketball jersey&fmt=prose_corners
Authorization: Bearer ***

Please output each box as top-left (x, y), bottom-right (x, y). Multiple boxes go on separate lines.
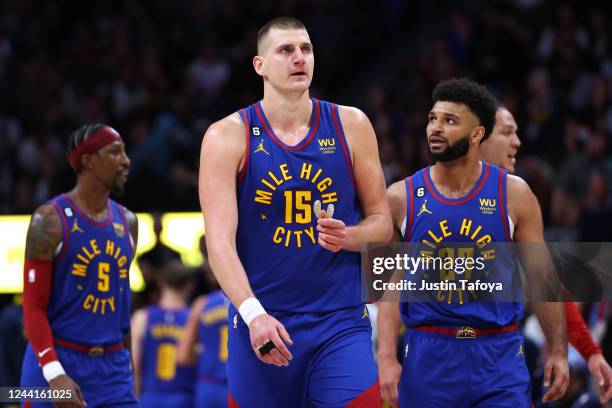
top-left (400, 162), bottom-right (523, 327)
top-left (197, 290), bottom-right (229, 382)
top-left (46, 193), bottom-right (133, 344)
top-left (140, 305), bottom-right (196, 393)
top-left (236, 98), bottom-right (362, 313)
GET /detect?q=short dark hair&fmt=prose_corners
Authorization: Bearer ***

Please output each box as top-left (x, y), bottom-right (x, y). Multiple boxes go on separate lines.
top-left (159, 259), bottom-right (194, 290)
top-left (257, 17), bottom-right (307, 54)
top-left (432, 78), bottom-right (497, 142)
top-left (67, 123), bottom-right (107, 173)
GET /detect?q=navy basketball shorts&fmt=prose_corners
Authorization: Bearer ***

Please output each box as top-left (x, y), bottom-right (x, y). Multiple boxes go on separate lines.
top-left (20, 342), bottom-right (139, 408)
top-left (398, 328), bottom-right (530, 408)
top-left (227, 304), bottom-right (380, 408)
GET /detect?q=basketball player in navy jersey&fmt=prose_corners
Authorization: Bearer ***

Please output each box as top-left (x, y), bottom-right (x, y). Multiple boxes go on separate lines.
top-left (177, 263), bottom-right (230, 408)
top-left (20, 124), bottom-right (138, 407)
top-left (199, 17), bottom-right (392, 407)
top-left (377, 79), bottom-right (569, 407)
top-left (131, 260), bottom-right (196, 407)
top-left (481, 106), bottom-right (612, 403)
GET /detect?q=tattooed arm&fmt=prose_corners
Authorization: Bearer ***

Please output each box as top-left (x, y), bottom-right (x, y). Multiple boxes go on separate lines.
top-left (23, 204), bottom-right (86, 406)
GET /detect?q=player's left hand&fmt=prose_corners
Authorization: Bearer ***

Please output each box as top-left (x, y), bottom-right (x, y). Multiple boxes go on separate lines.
top-left (588, 353), bottom-right (612, 403)
top-left (317, 210), bottom-right (346, 252)
top-left (542, 354), bottom-right (570, 402)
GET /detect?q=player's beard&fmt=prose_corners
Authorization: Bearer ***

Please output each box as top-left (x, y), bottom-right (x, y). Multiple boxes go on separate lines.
top-left (111, 177), bottom-right (125, 197)
top-left (428, 133), bottom-right (470, 162)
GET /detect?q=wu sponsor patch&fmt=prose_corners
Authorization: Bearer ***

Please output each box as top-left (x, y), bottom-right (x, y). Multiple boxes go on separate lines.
top-left (479, 198), bottom-right (497, 215)
top-left (318, 137), bottom-right (336, 154)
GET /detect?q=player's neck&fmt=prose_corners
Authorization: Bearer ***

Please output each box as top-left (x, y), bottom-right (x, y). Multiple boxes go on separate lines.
top-left (159, 289), bottom-right (187, 310)
top-left (260, 88), bottom-right (311, 132)
top-left (68, 177), bottom-right (111, 219)
top-left (431, 158), bottom-right (482, 194)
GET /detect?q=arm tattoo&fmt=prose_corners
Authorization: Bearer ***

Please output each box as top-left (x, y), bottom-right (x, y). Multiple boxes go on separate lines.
top-left (24, 205), bottom-right (63, 260)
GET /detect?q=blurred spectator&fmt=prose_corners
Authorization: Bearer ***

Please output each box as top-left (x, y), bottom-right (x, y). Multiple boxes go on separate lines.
top-left (135, 212), bottom-right (181, 310)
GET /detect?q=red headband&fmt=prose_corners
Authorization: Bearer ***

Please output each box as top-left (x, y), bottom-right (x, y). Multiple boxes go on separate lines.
top-left (68, 127), bottom-right (122, 169)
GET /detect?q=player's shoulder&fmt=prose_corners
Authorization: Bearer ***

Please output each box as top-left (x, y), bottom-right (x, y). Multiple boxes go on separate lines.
top-left (387, 179), bottom-right (407, 205)
top-left (506, 173), bottom-right (533, 197)
top-left (201, 112), bottom-right (247, 159)
top-left (335, 104), bottom-right (371, 126)
top-left (25, 203), bottom-right (63, 257)
top-left (204, 112), bottom-right (246, 140)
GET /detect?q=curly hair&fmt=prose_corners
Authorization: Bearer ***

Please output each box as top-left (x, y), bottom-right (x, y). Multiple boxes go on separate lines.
top-left (432, 78), bottom-right (498, 142)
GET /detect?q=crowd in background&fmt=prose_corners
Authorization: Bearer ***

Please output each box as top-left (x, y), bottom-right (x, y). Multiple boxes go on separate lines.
top-left (1, 0), bottom-right (612, 406)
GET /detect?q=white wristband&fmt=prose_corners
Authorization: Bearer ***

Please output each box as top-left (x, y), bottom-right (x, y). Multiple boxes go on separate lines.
top-left (42, 360), bottom-right (66, 382)
top-left (238, 297), bottom-right (267, 326)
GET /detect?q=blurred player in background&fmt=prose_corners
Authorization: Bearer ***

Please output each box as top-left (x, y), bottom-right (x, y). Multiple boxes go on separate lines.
top-left (481, 105), bottom-right (612, 404)
top-left (20, 124), bottom-right (137, 407)
top-left (378, 79), bottom-right (569, 407)
top-left (177, 250), bottom-right (230, 408)
top-left (131, 259), bottom-right (196, 407)
top-left (199, 16), bottom-right (392, 407)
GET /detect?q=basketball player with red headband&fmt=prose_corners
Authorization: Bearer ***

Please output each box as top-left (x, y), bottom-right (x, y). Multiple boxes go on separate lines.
top-left (20, 124), bottom-right (139, 407)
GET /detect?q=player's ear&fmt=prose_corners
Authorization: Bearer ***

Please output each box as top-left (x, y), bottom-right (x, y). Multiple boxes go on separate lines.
top-left (472, 125), bottom-right (485, 144)
top-left (80, 153), bottom-right (96, 172)
top-left (253, 56), bottom-right (265, 77)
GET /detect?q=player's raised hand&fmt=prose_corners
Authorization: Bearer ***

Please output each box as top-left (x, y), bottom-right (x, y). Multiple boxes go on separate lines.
top-left (378, 355), bottom-right (402, 407)
top-left (48, 374), bottom-right (87, 407)
top-left (316, 209), bottom-right (346, 252)
top-left (248, 314), bottom-right (293, 367)
top-left (542, 354), bottom-right (570, 402)
top-left (587, 353), bottom-right (612, 403)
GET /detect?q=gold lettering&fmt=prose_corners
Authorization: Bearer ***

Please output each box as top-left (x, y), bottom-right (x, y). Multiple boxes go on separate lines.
top-left (439, 220), bottom-right (452, 238)
top-left (118, 256), bottom-right (127, 268)
top-left (294, 230), bottom-right (303, 248)
top-left (82, 246), bottom-right (94, 260)
top-left (284, 230), bottom-right (292, 247)
top-left (108, 297), bottom-right (116, 312)
top-left (255, 190), bottom-right (273, 205)
top-left (114, 246), bottom-right (122, 260)
top-left (273, 227), bottom-right (284, 244)
top-left (304, 227), bottom-right (316, 244)
top-left (92, 297), bottom-right (100, 314)
top-left (427, 230), bottom-right (443, 244)
top-left (268, 171), bottom-right (283, 186)
top-left (76, 253), bottom-right (90, 265)
top-left (312, 168), bottom-right (323, 184)
top-left (83, 294), bottom-right (94, 310)
top-left (72, 263), bottom-right (87, 277)
top-left (422, 239), bottom-right (436, 249)
top-left (300, 163), bottom-right (313, 180)
top-left (476, 235), bottom-right (491, 249)
top-left (470, 225), bottom-right (482, 241)
top-left (317, 177), bottom-right (332, 192)
top-left (279, 164), bottom-right (292, 181)
top-left (90, 239), bottom-right (101, 255)
top-left (321, 192), bottom-right (338, 204)
top-left (261, 179), bottom-right (277, 191)
top-left (460, 218), bottom-right (472, 236)
top-left (105, 240), bottom-right (115, 256)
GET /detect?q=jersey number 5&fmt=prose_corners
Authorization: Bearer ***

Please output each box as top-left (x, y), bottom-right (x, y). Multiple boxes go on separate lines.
top-left (98, 262), bottom-right (110, 292)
